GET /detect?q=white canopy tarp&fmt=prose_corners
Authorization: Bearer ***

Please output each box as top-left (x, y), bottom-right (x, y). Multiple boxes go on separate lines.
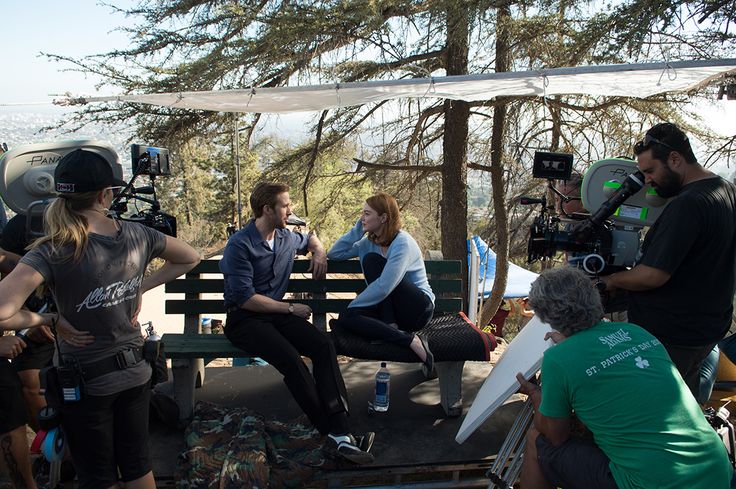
top-left (67, 59), bottom-right (736, 114)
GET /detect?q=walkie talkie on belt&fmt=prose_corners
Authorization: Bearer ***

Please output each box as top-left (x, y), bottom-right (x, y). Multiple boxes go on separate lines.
top-left (56, 357), bottom-right (84, 403)
top-left (48, 314), bottom-right (84, 403)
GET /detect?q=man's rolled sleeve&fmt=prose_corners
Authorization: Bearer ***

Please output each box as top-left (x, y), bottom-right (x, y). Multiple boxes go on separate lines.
top-left (220, 242), bottom-right (256, 308)
top-left (538, 354), bottom-right (573, 419)
top-left (290, 231), bottom-right (310, 256)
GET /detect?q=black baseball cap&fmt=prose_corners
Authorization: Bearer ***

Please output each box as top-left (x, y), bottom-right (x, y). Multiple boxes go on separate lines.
top-left (54, 149), bottom-right (127, 194)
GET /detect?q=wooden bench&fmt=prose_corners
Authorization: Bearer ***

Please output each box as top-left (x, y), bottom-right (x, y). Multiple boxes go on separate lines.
top-left (162, 258), bottom-right (466, 420)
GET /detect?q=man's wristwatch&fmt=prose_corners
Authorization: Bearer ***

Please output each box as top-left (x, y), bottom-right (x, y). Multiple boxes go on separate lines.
top-left (288, 304), bottom-right (294, 314)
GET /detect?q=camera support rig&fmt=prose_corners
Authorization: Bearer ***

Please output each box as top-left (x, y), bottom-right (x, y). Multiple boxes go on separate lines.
top-left (109, 145), bottom-right (177, 237)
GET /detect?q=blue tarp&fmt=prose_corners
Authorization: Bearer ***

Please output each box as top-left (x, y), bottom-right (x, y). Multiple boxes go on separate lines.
top-left (469, 236), bottom-right (539, 298)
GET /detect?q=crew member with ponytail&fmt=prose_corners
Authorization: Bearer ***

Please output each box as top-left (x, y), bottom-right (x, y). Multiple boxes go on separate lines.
top-left (0, 149), bottom-right (200, 489)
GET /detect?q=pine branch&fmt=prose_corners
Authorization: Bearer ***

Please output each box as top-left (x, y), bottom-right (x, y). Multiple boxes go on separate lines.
top-left (352, 158), bottom-right (441, 172)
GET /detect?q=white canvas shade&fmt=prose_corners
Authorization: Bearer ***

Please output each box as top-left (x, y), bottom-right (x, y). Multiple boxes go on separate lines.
top-left (61, 60), bottom-right (736, 114)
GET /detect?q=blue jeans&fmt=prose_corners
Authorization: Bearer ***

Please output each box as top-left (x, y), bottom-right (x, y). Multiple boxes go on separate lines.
top-left (699, 333), bottom-right (736, 403)
top-left (536, 434), bottom-right (618, 489)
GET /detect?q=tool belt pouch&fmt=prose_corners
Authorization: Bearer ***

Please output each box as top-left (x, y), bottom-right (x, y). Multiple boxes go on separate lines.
top-left (143, 339), bottom-right (168, 385)
top-left (40, 366), bottom-right (63, 409)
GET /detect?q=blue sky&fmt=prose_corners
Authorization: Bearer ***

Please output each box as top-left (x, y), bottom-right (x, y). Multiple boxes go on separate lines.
top-left (3, 1), bottom-right (136, 105)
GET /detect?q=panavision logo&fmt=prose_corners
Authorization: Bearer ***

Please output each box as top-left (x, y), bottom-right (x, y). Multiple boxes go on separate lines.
top-left (26, 153), bottom-right (62, 167)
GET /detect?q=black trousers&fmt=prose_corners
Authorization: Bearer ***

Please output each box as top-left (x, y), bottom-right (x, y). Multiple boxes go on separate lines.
top-left (224, 309), bottom-right (349, 435)
top-left (60, 382), bottom-right (152, 489)
top-left (0, 360), bottom-right (27, 433)
top-left (338, 252), bottom-right (434, 346)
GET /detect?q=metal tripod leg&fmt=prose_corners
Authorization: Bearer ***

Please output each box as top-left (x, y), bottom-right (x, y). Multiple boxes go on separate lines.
top-left (486, 398), bottom-right (535, 489)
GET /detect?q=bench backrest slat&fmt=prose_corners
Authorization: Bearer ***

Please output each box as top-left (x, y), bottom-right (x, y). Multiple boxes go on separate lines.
top-left (165, 298), bottom-right (463, 315)
top-left (166, 259), bottom-right (463, 326)
top-left (166, 278), bottom-right (462, 295)
top-left (184, 258), bottom-right (461, 276)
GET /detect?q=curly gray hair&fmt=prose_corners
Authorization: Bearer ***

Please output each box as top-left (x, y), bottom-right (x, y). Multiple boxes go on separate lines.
top-left (528, 267), bottom-right (604, 336)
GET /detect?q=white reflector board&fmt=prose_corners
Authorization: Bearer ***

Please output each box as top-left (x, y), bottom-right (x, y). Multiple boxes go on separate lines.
top-left (456, 315), bottom-right (554, 443)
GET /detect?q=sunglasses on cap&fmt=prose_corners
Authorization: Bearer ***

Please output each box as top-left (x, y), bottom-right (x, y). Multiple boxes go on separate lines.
top-left (634, 134), bottom-right (681, 154)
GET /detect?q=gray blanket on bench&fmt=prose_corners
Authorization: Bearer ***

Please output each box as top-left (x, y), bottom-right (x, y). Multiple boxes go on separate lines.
top-left (328, 313), bottom-right (496, 362)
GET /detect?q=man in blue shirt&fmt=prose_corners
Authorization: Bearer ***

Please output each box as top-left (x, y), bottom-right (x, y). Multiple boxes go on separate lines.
top-left (220, 182), bottom-right (374, 465)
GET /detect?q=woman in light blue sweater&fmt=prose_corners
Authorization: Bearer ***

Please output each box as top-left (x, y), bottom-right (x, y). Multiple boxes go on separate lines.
top-left (328, 192), bottom-right (435, 370)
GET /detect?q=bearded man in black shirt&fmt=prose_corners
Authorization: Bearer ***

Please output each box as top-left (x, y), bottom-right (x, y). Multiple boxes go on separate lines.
top-left (601, 122), bottom-right (736, 398)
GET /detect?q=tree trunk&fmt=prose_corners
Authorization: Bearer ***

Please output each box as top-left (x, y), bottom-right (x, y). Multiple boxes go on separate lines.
top-left (479, 4), bottom-right (511, 328)
top-left (441, 1), bottom-right (470, 308)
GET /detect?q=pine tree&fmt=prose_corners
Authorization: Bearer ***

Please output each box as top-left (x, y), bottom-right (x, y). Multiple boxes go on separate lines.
top-left (48, 0), bottom-right (736, 305)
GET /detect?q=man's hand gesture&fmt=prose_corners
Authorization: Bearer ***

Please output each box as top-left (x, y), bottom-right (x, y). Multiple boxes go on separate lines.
top-left (309, 250), bottom-right (327, 280)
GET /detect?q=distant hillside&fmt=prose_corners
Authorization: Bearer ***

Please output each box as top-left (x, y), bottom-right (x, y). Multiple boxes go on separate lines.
top-left (0, 109), bottom-right (132, 170)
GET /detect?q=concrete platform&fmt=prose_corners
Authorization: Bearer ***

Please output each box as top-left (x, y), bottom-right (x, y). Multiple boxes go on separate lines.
top-left (149, 360), bottom-right (524, 480)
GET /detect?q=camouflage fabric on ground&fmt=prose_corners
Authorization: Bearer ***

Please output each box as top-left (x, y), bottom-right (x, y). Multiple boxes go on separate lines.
top-left (176, 401), bottom-right (339, 488)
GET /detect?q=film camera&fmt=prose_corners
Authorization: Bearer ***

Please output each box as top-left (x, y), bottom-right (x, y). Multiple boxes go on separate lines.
top-left (521, 152), bottom-right (669, 276)
top-left (0, 140), bottom-right (177, 238)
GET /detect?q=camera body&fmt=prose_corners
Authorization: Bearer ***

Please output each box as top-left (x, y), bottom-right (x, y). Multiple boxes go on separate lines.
top-left (116, 206), bottom-right (178, 237)
top-left (525, 155), bottom-right (669, 276)
top-left (0, 140), bottom-right (123, 216)
top-left (110, 143), bottom-right (177, 237)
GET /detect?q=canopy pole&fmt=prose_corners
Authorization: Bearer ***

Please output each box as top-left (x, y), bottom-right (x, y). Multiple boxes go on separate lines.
top-left (234, 113), bottom-right (242, 229)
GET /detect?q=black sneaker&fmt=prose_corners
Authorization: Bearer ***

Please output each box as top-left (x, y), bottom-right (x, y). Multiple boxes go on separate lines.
top-left (355, 431), bottom-right (375, 453)
top-left (324, 434), bottom-right (375, 465)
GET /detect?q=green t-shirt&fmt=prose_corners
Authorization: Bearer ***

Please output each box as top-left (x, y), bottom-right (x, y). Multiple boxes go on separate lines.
top-left (540, 321), bottom-right (732, 489)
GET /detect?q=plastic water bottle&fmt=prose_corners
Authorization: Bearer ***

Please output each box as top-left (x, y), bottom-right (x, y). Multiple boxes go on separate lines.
top-left (374, 362), bottom-right (390, 412)
top-left (201, 317), bottom-right (212, 334)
